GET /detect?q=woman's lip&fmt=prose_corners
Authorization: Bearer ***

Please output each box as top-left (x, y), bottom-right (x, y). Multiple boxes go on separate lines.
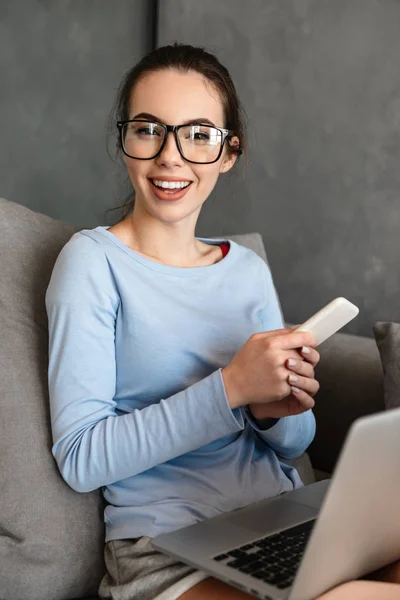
top-left (149, 179), bottom-right (192, 201)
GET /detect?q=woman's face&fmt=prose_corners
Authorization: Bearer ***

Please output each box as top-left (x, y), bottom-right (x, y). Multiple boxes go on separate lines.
top-left (122, 69), bottom-right (238, 225)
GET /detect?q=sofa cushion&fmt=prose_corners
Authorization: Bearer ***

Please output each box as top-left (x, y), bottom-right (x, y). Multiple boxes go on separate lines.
top-left (0, 198), bottom-right (105, 600)
top-left (373, 321), bottom-right (400, 410)
top-left (308, 330), bottom-right (384, 473)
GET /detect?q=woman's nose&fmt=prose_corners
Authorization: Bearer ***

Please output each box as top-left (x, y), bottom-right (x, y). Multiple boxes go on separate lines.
top-left (156, 131), bottom-right (184, 167)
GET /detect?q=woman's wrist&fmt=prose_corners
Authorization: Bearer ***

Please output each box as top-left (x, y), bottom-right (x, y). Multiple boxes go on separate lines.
top-left (246, 405), bottom-right (279, 430)
top-left (221, 366), bottom-right (242, 410)
top-left (247, 403), bottom-right (275, 422)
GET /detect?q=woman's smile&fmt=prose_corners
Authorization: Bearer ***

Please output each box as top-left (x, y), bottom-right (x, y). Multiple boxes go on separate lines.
top-left (148, 176), bottom-right (194, 201)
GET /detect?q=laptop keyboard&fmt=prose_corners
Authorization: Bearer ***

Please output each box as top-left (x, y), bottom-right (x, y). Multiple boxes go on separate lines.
top-left (213, 519), bottom-right (316, 590)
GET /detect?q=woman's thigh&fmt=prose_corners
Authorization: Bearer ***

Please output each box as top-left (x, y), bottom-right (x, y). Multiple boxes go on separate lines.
top-left (178, 559), bottom-right (400, 600)
top-left (179, 562), bottom-right (400, 600)
top-left (177, 576), bottom-right (255, 599)
top-left (317, 580), bottom-right (400, 600)
top-left (367, 558), bottom-right (400, 583)
top-left (179, 578), bottom-right (400, 600)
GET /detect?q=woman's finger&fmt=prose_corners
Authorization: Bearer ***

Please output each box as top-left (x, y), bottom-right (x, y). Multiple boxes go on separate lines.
top-left (286, 358), bottom-right (315, 379)
top-left (268, 330), bottom-right (317, 351)
top-left (289, 386), bottom-right (315, 409)
top-left (300, 346), bottom-right (320, 368)
top-left (287, 373), bottom-right (320, 397)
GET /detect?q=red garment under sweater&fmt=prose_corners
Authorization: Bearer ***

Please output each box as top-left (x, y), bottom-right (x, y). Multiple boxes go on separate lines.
top-left (219, 242), bottom-right (230, 258)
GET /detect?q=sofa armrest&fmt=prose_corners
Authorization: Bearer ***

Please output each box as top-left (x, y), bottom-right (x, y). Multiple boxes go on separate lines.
top-left (305, 330), bottom-right (384, 473)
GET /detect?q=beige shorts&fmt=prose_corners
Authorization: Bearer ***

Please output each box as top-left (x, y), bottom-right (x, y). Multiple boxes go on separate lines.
top-left (98, 536), bottom-right (210, 600)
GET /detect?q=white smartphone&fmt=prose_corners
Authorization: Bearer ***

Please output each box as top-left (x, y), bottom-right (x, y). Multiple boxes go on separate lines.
top-left (294, 297), bottom-right (359, 346)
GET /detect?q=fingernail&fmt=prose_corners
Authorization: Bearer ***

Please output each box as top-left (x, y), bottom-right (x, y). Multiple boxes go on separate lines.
top-left (291, 386), bottom-right (301, 394)
top-left (288, 359), bottom-right (296, 367)
top-left (288, 374), bottom-right (299, 383)
top-left (302, 346), bottom-right (311, 354)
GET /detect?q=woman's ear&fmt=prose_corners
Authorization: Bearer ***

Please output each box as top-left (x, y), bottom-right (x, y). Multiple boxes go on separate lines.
top-left (219, 136), bottom-right (240, 173)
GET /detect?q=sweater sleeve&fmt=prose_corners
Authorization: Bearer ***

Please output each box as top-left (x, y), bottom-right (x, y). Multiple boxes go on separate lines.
top-left (243, 259), bottom-right (316, 458)
top-left (244, 408), bottom-right (316, 459)
top-left (45, 235), bottom-right (244, 493)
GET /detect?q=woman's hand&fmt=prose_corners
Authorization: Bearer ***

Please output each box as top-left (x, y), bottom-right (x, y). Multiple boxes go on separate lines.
top-left (248, 342), bottom-right (320, 420)
top-left (221, 326), bottom-right (319, 415)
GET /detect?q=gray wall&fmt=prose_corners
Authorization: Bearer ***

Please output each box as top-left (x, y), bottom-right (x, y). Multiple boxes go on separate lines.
top-left (0, 0), bottom-right (153, 227)
top-left (158, 0), bottom-right (400, 337)
top-left (2, 0), bottom-right (400, 336)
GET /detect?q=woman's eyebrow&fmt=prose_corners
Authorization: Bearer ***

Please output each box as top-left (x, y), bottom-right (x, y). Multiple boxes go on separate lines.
top-left (132, 112), bottom-right (216, 127)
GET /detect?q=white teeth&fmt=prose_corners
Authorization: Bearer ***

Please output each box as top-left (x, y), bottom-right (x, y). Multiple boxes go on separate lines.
top-left (152, 179), bottom-right (191, 189)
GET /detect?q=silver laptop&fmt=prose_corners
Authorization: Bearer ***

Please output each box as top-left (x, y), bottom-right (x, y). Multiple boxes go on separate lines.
top-left (153, 407), bottom-right (400, 600)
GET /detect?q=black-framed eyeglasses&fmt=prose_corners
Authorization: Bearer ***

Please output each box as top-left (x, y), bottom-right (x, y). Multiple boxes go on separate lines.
top-left (116, 119), bottom-right (241, 164)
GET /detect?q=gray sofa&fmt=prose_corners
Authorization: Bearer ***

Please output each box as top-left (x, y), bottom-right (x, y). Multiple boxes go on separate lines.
top-left (0, 198), bottom-right (385, 600)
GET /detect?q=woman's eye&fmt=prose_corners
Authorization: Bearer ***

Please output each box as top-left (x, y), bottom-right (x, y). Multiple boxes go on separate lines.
top-left (136, 127), bottom-right (160, 136)
top-left (193, 132), bottom-right (210, 141)
top-left (185, 130), bottom-right (210, 142)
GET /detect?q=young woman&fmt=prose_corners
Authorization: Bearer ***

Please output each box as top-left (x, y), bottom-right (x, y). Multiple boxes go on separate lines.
top-left (46, 44), bottom-right (400, 600)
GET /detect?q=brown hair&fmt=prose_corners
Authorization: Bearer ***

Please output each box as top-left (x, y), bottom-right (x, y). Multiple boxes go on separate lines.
top-left (105, 43), bottom-right (247, 224)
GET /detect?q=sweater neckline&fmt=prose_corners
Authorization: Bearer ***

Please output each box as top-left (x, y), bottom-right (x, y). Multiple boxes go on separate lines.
top-left (92, 226), bottom-right (235, 277)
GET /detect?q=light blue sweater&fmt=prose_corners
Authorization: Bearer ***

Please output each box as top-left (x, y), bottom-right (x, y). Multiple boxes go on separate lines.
top-left (45, 226), bottom-right (316, 542)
